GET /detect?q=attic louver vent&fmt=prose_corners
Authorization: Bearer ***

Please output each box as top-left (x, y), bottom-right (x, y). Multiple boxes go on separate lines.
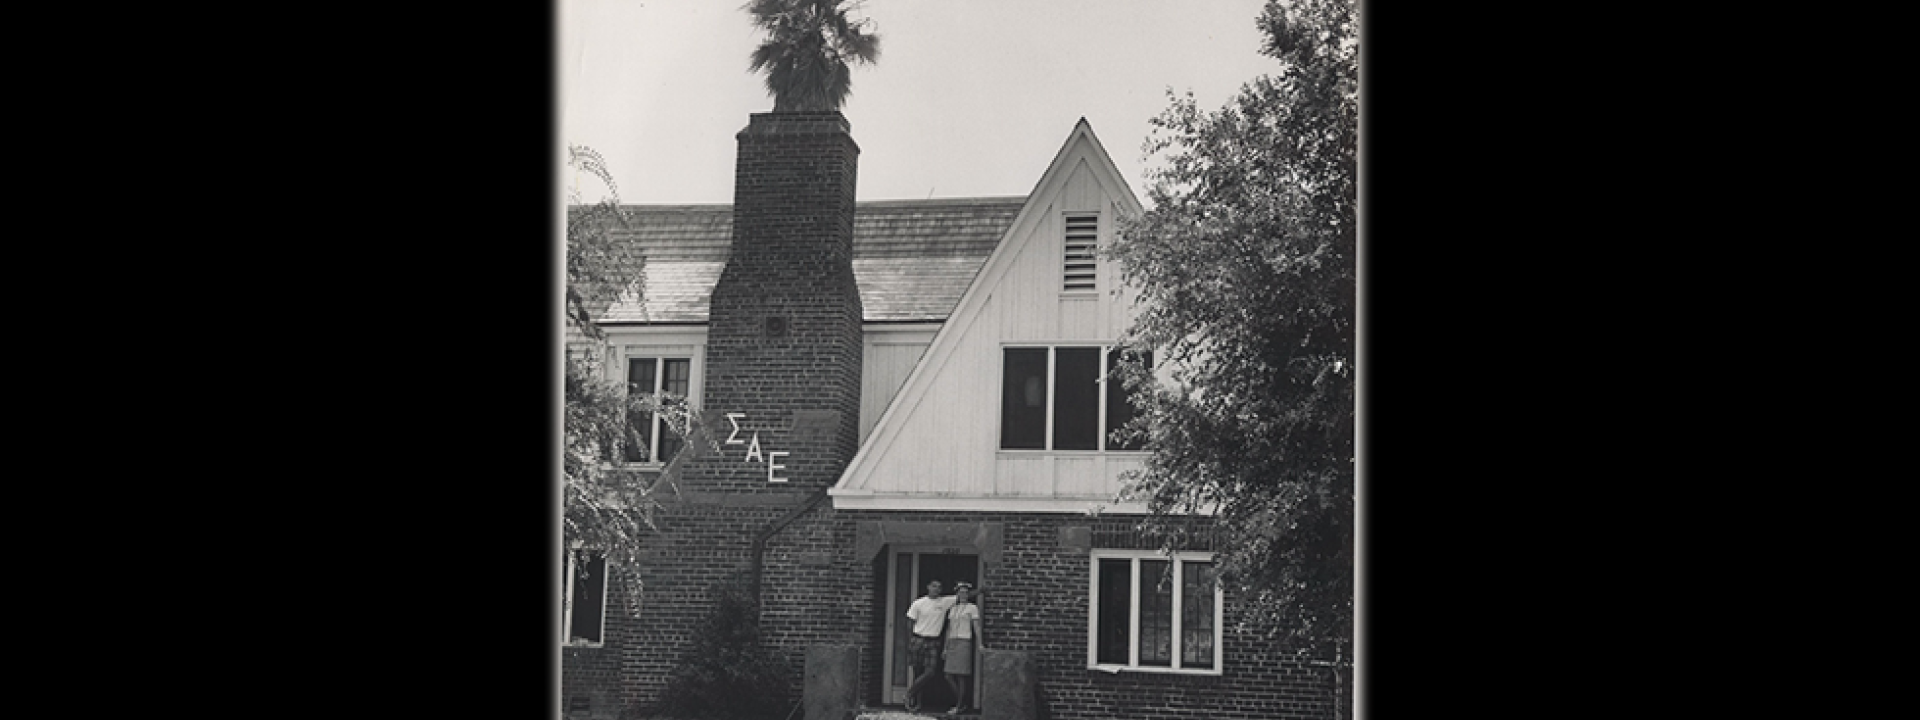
top-left (1064, 214), bottom-right (1098, 291)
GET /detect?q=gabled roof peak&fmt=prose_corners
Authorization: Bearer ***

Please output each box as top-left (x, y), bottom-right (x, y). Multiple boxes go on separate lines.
top-left (1023, 117), bottom-right (1142, 217)
top-left (831, 116), bottom-right (1147, 501)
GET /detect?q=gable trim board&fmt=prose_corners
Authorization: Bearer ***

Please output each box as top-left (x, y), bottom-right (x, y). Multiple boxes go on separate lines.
top-left (831, 119), bottom-right (1148, 510)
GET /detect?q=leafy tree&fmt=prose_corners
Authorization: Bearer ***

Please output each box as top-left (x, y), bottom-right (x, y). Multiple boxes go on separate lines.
top-left (745, 0), bottom-right (881, 112)
top-left (563, 145), bottom-right (651, 619)
top-left (1107, 0), bottom-right (1357, 653)
top-left (563, 146), bottom-right (717, 618)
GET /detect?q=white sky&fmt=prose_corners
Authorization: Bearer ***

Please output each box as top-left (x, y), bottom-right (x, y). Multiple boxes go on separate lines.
top-left (561, 0), bottom-right (1280, 206)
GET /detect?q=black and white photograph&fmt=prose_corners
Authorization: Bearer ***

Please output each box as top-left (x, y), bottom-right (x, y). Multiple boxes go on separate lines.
top-left (560, 2), bottom-right (1357, 719)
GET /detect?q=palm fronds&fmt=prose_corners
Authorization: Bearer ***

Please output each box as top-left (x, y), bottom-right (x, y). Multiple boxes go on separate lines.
top-left (745, 0), bottom-right (881, 112)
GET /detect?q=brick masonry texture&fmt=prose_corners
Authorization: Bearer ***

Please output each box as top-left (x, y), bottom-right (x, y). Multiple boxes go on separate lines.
top-left (688, 110), bottom-right (864, 498)
top-left (573, 504), bottom-right (1348, 720)
top-left (561, 570), bottom-right (628, 719)
top-left (824, 510), bottom-right (1346, 720)
top-left (564, 110), bottom-right (870, 719)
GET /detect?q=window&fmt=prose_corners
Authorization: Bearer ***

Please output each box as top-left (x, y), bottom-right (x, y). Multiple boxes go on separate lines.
top-left (1089, 551), bottom-right (1221, 673)
top-left (624, 356), bottom-right (691, 464)
top-left (1000, 346), bottom-right (1150, 451)
top-left (1064, 214), bottom-right (1098, 291)
top-left (564, 548), bottom-right (608, 646)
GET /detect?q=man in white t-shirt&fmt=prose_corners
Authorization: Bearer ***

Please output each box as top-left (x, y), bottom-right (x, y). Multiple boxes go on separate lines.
top-left (904, 579), bottom-right (958, 711)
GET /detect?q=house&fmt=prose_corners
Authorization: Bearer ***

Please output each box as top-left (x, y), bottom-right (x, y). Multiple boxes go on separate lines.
top-left (562, 112), bottom-right (1347, 720)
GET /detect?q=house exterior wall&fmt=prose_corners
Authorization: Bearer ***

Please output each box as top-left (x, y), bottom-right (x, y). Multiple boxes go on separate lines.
top-left (687, 110), bottom-right (865, 498)
top-left (564, 110), bottom-right (869, 719)
top-left (569, 504), bottom-right (1347, 720)
top-left (858, 325), bottom-right (934, 444)
top-left (561, 570), bottom-right (630, 720)
top-left (750, 507), bottom-right (1347, 720)
top-left (609, 500), bottom-right (844, 712)
top-left (838, 137), bottom-right (1150, 505)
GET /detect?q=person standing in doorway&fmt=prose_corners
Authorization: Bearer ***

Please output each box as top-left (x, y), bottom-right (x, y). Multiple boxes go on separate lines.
top-left (942, 582), bottom-right (984, 715)
top-left (905, 579), bottom-right (958, 712)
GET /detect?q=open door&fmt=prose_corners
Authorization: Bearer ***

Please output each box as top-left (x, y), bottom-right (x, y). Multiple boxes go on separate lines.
top-left (882, 547), bottom-right (982, 707)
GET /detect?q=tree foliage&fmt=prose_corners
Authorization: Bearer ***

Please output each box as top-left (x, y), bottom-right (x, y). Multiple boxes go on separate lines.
top-left (566, 146), bottom-right (639, 343)
top-left (1107, 0), bottom-right (1357, 652)
top-left (563, 145), bottom-right (653, 616)
top-left (563, 147), bottom-right (719, 616)
top-left (745, 0), bottom-right (881, 112)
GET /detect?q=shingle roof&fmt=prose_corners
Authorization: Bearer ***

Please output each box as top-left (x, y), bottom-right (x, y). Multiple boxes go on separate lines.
top-left (579, 196), bottom-right (1026, 326)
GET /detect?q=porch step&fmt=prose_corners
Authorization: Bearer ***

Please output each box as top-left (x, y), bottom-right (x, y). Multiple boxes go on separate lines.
top-left (851, 708), bottom-right (979, 720)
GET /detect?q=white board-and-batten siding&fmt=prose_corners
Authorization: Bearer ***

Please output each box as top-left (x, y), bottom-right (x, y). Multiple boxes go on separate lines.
top-left (859, 326), bottom-right (934, 444)
top-left (833, 121), bottom-right (1151, 512)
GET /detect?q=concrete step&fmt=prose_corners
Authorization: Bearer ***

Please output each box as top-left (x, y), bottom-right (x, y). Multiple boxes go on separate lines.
top-left (851, 708), bottom-right (980, 720)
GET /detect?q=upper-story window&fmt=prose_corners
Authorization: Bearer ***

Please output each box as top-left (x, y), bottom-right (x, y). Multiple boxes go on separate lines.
top-left (624, 356), bottom-right (691, 464)
top-left (605, 331), bottom-right (705, 468)
top-left (1000, 345), bottom-right (1150, 451)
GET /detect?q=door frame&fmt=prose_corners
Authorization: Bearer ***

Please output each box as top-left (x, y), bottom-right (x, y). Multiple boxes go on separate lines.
top-left (882, 545), bottom-right (983, 706)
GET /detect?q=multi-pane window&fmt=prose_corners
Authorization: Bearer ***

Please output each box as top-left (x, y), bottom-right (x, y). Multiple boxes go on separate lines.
top-left (564, 548), bottom-right (608, 646)
top-left (1000, 346), bottom-right (1150, 451)
top-left (1089, 551), bottom-right (1221, 673)
top-left (624, 357), bottom-right (691, 464)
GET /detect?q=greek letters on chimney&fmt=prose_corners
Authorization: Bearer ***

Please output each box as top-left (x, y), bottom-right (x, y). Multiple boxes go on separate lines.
top-left (724, 412), bottom-right (789, 483)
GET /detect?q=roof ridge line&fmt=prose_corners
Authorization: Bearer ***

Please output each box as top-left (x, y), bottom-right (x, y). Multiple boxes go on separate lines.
top-left (574, 195), bottom-right (1031, 212)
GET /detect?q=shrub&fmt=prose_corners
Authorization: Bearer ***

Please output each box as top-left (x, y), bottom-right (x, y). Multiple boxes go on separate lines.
top-left (652, 578), bottom-right (792, 720)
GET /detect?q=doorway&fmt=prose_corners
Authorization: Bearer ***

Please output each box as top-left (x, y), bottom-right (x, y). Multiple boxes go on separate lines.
top-left (882, 547), bottom-right (981, 708)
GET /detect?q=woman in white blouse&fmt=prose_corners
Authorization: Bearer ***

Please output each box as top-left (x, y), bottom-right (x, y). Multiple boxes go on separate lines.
top-left (941, 582), bottom-right (984, 715)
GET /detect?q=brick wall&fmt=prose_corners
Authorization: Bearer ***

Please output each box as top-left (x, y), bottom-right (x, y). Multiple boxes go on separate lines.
top-left (576, 505), bottom-right (1346, 720)
top-left (687, 110), bottom-right (864, 498)
top-left (748, 508), bottom-right (1347, 720)
top-left (844, 510), bottom-right (1343, 720)
top-left (612, 501), bottom-right (792, 710)
top-left (567, 110), bottom-right (872, 718)
top-left (561, 568), bottom-right (631, 720)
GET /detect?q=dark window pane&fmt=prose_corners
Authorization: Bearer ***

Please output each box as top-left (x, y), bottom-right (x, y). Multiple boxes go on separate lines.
top-left (624, 358), bottom-right (658, 463)
top-left (570, 552), bottom-right (606, 643)
top-left (657, 359), bottom-right (690, 462)
top-left (1139, 559), bottom-right (1173, 666)
top-left (1097, 558), bottom-right (1132, 664)
top-left (1053, 348), bottom-right (1100, 450)
top-left (1105, 349), bottom-right (1151, 451)
top-left (1001, 349), bottom-right (1048, 449)
top-left (1181, 562), bottom-right (1216, 668)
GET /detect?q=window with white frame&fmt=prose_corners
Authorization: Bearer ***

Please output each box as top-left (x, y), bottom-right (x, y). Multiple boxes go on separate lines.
top-left (564, 548), bottom-right (608, 646)
top-left (1088, 550), bottom-right (1221, 673)
top-left (622, 355), bottom-right (693, 464)
top-left (1001, 346), bottom-right (1150, 451)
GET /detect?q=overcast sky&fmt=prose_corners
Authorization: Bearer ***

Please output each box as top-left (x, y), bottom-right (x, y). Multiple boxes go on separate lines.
top-left (561, 0), bottom-right (1280, 207)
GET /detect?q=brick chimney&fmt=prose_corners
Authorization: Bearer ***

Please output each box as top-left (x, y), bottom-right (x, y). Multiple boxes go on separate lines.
top-left (688, 111), bottom-right (865, 494)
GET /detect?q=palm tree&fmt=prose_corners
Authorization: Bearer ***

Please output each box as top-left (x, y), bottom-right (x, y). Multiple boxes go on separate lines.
top-left (746, 0), bottom-right (881, 112)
